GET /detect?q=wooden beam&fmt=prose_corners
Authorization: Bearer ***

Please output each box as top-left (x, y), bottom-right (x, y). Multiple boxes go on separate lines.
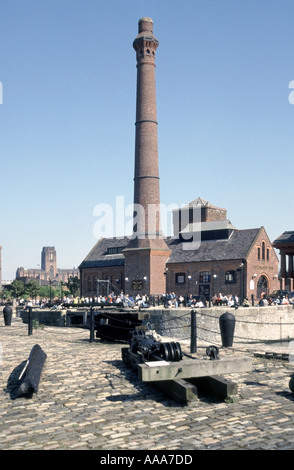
top-left (138, 356), bottom-right (252, 382)
top-left (154, 379), bottom-right (198, 404)
top-left (188, 375), bottom-right (238, 399)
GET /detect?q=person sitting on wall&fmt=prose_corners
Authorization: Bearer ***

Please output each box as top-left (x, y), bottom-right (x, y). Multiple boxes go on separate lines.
top-left (259, 295), bottom-right (268, 306)
top-left (187, 294), bottom-right (194, 307)
top-left (211, 294), bottom-right (218, 305)
top-left (242, 297), bottom-right (250, 307)
top-left (282, 296), bottom-right (289, 305)
top-left (216, 293), bottom-right (223, 306)
top-left (227, 295), bottom-right (235, 307)
top-left (178, 295), bottom-right (185, 307)
top-left (222, 295), bottom-right (228, 306)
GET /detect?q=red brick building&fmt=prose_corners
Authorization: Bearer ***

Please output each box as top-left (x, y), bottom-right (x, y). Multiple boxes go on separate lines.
top-left (79, 197), bottom-right (279, 301)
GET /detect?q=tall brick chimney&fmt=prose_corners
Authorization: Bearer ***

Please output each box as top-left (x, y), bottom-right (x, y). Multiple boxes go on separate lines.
top-left (123, 18), bottom-right (171, 296)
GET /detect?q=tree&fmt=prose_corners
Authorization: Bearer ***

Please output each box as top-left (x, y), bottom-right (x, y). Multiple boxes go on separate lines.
top-left (66, 276), bottom-right (80, 297)
top-left (39, 285), bottom-right (62, 300)
top-left (9, 280), bottom-right (25, 299)
top-left (25, 279), bottom-right (40, 299)
top-left (0, 288), bottom-right (12, 301)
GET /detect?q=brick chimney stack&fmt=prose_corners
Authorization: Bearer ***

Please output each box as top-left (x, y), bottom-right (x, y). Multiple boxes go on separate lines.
top-left (123, 18), bottom-right (171, 296)
top-left (132, 17), bottom-right (160, 239)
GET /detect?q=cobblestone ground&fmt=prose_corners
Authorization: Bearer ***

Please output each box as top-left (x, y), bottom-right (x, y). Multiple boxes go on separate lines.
top-left (1, 321), bottom-right (294, 450)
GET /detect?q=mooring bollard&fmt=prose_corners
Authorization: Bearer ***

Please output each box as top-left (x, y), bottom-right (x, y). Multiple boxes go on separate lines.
top-left (190, 309), bottom-right (197, 353)
top-left (289, 374), bottom-right (294, 393)
top-left (3, 305), bottom-right (12, 326)
top-left (219, 311), bottom-right (235, 347)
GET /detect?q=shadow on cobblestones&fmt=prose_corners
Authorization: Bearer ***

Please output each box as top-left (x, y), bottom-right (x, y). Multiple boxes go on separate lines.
top-left (4, 361), bottom-right (33, 400)
top-left (244, 380), bottom-right (268, 387)
top-left (276, 390), bottom-right (294, 402)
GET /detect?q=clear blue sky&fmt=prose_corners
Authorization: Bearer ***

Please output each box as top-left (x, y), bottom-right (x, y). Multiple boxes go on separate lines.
top-left (1, 0), bottom-right (293, 280)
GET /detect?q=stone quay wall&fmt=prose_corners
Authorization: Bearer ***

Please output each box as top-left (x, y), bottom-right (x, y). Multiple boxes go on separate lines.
top-left (3, 304), bottom-right (294, 346)
top-left (143, 305), bottom-right (294, 346)
top-left (18, 308), bottom-right (67, 327)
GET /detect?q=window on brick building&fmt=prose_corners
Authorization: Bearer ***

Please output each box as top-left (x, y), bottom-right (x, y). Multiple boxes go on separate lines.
top-left (225, 270), bottom-right (237, 283)
top-left (262, 242), bottom-right (265, 260)
top-left (107, 247), bottom-right (124, 255)
top-left (267, 248), bottom-right (270, 261)
top-left (175, 273), bottom-right (186, 284)
top-left (257, 247), bottom-right (260, 260)
top-left (199, 271), bottom-right (211, 283)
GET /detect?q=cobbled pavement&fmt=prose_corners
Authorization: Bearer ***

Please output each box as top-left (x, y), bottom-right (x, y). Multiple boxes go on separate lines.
top-left (1, 321), bottom-right (294, 451)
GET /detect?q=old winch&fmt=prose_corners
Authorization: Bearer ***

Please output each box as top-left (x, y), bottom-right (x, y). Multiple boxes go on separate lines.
top-left (129, 329), bottom-right (183, 362)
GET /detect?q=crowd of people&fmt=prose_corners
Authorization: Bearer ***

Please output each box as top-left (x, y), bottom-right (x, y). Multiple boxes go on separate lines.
top-left (258, 293), bottom-right (294, 306)
top-left (12, 290), bottom-right (294, 310)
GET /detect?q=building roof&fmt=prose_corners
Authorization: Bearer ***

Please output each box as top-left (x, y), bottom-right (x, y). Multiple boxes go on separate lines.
top-left (79, 237), bottom-right (128, 269)
top-left (180, 219), bottom-right (236, 234)
top-left (273, 231), bottom-right (294, 247)
top-left (166, 228), bottom-right (260, 264)
top-left (79, 228), bottom-right (261, 268)
top-left (174, 197), bottom-right (227, 212)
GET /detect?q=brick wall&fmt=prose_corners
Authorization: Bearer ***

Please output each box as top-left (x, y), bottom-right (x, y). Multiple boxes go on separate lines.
top-left (246, 227), bottom-right (280, 296)
top-left (80, 267), bottom-right (125, 298)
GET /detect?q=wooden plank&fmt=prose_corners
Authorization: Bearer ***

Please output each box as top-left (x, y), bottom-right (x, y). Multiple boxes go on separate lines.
top-left (188, 375), bottom-right (238, 399)
top-left (138, 356), bottom-right (252, 382)
top-left (154, 379), bottom-right (198, 404)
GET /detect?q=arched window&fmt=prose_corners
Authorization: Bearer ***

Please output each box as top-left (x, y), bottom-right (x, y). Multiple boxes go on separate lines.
top-left (49, 265), bottom-right (55, 278)
top-left (262, 242), bottom-right (265, 260)
top-left (257, 275), bottom-right (268, 298)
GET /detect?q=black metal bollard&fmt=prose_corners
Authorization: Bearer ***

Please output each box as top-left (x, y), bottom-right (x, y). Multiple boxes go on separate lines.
top-left (219, 311), bottom-right (235, 347)
top-left (3, 305), bottom-right (12, 326)
top-left (190, 309), bottom-right (197, 353)
top-left (28, 306), bottom-right (33, 336)
top-left (289, 374), bottom-right (294, 393)
top-left (89, 306), bottom-right (95, 343)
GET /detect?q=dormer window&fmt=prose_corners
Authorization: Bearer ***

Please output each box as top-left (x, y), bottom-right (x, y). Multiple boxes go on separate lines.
top-left (107, 247), bottom-right (124, 255)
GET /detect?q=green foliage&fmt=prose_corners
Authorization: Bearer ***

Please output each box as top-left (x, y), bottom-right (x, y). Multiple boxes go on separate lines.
top-left (66, 276), bottom-right (80, 297)
top-left (24, 279), bottom-right (40, 299)
top-left (39, 285), bottom-right (62, 299)
top-left (0, 288), bottom-right (11, 300)
top-left (9, 280), bottom-right (25, 298)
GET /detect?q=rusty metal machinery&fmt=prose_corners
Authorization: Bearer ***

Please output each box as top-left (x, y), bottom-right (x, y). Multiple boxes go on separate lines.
top-left (129, 330), bottom-right (183, 362)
